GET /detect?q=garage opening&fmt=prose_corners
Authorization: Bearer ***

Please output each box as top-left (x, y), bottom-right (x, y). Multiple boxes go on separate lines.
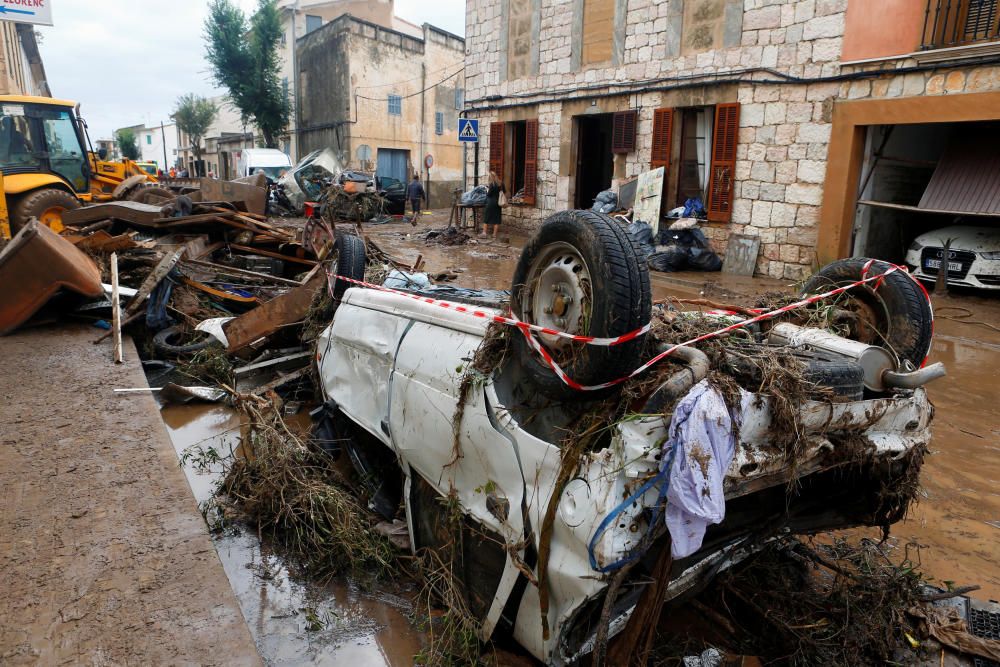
top-left (574, 113), bottom-right (614, 209)
top-left (853, 121), bottom-right (1000, 290)
top-left (376, 148), bottom-right (411, 185)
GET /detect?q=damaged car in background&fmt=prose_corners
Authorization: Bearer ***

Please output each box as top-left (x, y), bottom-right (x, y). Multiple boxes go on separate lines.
top-left (312, 210), bottom-right (944, 664)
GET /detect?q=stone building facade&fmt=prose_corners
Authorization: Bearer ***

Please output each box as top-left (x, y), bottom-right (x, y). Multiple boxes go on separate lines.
top-left (464, 0), bottom-right (1000, 278)
top-left (298, 15), bottom-right (466, 204)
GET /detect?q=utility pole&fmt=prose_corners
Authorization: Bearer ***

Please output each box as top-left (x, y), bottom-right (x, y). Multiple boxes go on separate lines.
top-left (290, 1), bottom-right (300, 161)
top-left (160, 121), bottom-right (168, 171)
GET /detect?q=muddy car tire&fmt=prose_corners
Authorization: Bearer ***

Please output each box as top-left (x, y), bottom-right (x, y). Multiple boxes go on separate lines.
top-left (802, 258), bottom-right (933, 367)
top-left (723, 348), bottom-right (866, 400)
top-left (152, 325), bottom-right (220, 356)
top-left (331, 231), bottom-right (366, 299)
top-left (511, 209), bottom-right (651, 400)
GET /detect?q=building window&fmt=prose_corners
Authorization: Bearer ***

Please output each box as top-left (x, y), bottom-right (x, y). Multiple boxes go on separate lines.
top-left (306, 15), bottom-right (323, 34)
top-left (146, 134), bottom-right (152, 145)
top-left (489, 119), bottom-right (539, 206)
top-left (582, 0), bottom-right (615, 66)
top-left (649, 103), bottom-right (740, 222)
top-left (455, 88), bottom-right (464, 111)
top-left (388, 94), bottom-right (402, 116)
top-left (435, 112), bottom-right (444, 135)
top-left (922, 0), bottom-right (1000, 49)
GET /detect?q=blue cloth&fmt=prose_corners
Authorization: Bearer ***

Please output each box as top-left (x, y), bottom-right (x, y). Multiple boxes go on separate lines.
top-left (662, 379), bottom-right (750, 558)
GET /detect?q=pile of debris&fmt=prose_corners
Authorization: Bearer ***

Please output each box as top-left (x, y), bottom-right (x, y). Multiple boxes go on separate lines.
top-left (0, 174), bottom-right (423, 397)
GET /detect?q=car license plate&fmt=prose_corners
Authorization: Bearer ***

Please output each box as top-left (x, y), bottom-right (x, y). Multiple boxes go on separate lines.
top-left (924, 259), bottom-right (963, 272)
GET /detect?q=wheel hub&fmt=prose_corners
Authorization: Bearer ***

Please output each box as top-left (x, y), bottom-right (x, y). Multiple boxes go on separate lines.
top-left (524, 242), bottom-right (592, 350)
top-left (39, 206), bottom-right (66, 234)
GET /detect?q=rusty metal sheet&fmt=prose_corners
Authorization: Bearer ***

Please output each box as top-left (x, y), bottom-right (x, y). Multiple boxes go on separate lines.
top-left (222, 269), bottom-right (325, 352)
top-left (198, 177), bottom-right (267, 217)
top-left (0, 219), bottom-right (104, 335)
top-left (920, 124), bottom-right (1000, 215)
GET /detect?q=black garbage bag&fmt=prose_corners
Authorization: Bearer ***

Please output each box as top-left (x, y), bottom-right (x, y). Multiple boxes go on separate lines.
top-left (648, 245), bottom-right (689, 273)
top-left (461, 185), bottom-right (488, 206)
top-left (688, 247), bottom-right (723, 272)
top-left (659, 226), bottom-right (709, 249)
top-left (591, 190), bottom-right (619, 214)
top-left (626, 221), bottom-right (655, 260)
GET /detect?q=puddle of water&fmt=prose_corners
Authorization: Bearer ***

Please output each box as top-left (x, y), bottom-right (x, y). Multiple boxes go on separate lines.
top-left (160, 402), bottom-right (424, 666)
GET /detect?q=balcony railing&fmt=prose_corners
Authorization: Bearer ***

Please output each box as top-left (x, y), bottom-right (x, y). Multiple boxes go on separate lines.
top-left (922, 0), bottom-right (1000, 49)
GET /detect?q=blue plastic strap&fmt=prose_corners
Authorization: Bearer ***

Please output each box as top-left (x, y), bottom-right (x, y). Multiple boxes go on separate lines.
top-left (587, 443), bottom-right (679, 573)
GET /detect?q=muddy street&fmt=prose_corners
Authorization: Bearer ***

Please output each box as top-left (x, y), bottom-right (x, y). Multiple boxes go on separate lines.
top-left (367, 218), bottom-right (1000, 602)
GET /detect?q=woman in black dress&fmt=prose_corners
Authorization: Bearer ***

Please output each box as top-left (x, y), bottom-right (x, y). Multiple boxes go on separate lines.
top-left (482, 171), bottom-right (505, 238)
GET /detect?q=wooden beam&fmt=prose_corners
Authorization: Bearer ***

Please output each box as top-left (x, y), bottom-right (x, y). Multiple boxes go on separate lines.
top-left (111, 253), bottom-right (123, 364)
top-left (182, 259), bottom-right (303, 287)
top-left (125, 249), bottom-right (184, 316)
top-left (227, 244), bottom-right (318, 266)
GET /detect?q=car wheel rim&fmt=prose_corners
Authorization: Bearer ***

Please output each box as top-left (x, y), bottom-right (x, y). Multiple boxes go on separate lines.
top-left (522, 241), bottom-right (592, 357)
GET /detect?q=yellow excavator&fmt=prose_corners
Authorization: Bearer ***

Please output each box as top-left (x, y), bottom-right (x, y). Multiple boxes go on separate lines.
top-left (0, 95), bottom-right (173, 238)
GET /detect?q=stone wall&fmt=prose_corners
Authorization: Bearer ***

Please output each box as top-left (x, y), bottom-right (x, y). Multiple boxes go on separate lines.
top-left (465, 0), bottom-right (1000, 278)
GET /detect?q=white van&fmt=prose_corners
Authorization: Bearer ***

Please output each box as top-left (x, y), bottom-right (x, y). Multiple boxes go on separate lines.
top-left (234, 148), bottom-right (292, 181)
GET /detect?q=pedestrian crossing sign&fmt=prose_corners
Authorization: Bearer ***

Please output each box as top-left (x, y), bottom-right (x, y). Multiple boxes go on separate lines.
top-left (458, 119), bottom-right (479, 143)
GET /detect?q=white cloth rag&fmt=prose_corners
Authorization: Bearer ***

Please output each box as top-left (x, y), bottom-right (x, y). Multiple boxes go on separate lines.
top-left (661, 379), bottom-right (749, 558)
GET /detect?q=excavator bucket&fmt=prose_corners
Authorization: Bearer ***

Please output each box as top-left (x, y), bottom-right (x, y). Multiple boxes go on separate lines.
top-left (0, 219), bottom-right (103, 335)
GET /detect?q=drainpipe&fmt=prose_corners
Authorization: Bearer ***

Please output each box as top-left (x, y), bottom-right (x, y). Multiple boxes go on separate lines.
top-left (420, 62), bottom-right (427, 205)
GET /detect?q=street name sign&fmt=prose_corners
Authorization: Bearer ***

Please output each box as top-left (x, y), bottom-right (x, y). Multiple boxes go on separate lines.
top-left (0, 0), bottom-right (53, 26)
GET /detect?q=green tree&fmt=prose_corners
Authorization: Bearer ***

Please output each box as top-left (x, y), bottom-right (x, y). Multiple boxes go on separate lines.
top-left (116, 128), bottom-right (139, 160)
top-left (204, 0), bottom-right (289, 149)
top-left (172, 94), bottom-right (218, 163)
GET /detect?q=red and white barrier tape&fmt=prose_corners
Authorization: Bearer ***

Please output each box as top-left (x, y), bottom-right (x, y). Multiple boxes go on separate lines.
top-left (324, 271), bottom-right (652, 346)
top-left (326, 260), bottom-right (929, 392)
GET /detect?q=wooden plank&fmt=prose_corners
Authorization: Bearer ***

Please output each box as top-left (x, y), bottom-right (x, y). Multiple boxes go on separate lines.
top-left (227, 244), bottom-right (318, 266)
top-left (125, 249), bottom-right (184, 316)
top-left (111, 253), bottom-right (123, 364)
top-left (250, 366), bottom-right (312, 396)
top-left (222, 269), bottom-right (327, 352)
top-left (182, 258), bottom-right (303, 287)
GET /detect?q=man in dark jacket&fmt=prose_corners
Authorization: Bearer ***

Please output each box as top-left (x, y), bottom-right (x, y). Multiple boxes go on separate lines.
top-left (406, 174), bottom-right (427, 223)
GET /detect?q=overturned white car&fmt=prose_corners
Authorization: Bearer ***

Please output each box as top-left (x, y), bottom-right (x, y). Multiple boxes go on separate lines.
top-left (314, 210), bottom-right (942, 664)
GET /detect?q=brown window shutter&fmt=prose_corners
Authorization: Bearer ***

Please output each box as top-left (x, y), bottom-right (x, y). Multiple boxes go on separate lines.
top-left (523, 118), bottom-right (539, 206)
top-left (707, 103), bottom-right (740, 223)
top-left (650, 108), bottom-right (674, 171)
top-left (489, 121), bottom-right (505, 183)
top-left (612, 110), bottom-right (638, 154)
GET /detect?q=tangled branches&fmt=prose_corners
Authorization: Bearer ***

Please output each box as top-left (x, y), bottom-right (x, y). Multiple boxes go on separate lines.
top-left (218, 394), bottom-right (398, 578)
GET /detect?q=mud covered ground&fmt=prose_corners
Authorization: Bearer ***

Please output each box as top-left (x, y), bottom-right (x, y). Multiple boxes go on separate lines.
top-left (0, 327), bottom-right (260, 665)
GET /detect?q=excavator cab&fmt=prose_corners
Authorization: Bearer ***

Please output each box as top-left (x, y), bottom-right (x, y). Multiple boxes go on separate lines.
top-left (0, 95), bottom-right (161, 237)
top-left (0, 97), bottom-right (90, 233)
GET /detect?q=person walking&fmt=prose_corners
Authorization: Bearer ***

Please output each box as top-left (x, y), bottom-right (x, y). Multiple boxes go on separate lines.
top-left (406, 173), bottom-right (427, 224)
top-left (482, 171), bottom-right (505, 239)
top-left (168, 166), bottom-right (177, 179)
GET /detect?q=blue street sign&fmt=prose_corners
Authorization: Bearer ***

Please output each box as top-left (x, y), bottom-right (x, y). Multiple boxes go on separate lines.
top-left (458, 118), bottom-right (479, 143)
top-left (0, 0), bottom-right (53, 26)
